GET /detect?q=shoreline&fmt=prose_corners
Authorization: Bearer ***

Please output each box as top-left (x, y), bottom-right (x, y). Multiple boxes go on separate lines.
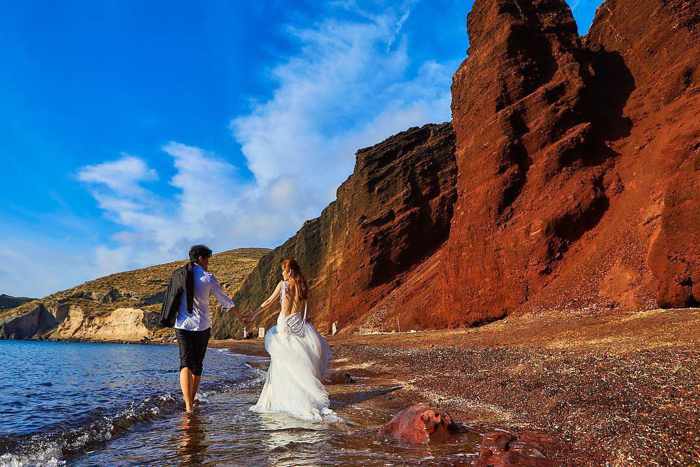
top-left (213, 308), bottom-right (700, 465)
top-left (4, 307), bottom-right (698, 463)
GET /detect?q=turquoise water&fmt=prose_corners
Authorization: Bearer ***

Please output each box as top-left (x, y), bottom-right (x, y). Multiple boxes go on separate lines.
top-left (1, 340), bottom-right (478, 466)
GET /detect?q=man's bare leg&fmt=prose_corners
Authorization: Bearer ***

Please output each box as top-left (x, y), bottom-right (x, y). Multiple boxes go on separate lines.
top-left (191, 374), bottom-right (202, 405)
top-left (180, 367), bottom-right (194, 412)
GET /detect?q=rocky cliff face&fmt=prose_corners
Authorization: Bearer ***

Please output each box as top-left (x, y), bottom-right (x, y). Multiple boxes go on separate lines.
top-left (0, 302), bottom-right (59, 339)
top-left (441, 0), bottom-right (698, 323)
top-left (586, 0), bottom-right (700, 308)
top-left (226, 124), bottom-right (457, 335)
top-left (442, 0), bottom-right (699, 322)
top-left (0, 248), bottom-right (267, 342)
top-left (441, 0), bottom-right (629, 322)
top-left (231, 0), bottom-right (699, 335)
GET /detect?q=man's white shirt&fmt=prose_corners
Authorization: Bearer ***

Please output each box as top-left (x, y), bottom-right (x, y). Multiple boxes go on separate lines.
top-left (174, 264), bottom-right (235, 331)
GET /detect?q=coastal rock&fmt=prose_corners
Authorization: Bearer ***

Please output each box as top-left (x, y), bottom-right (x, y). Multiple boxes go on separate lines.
top-left (50, 307), bottom-right (157, 341)
top-left (226, 124), bottom-right (457, 335)
top-left (0, 249), bottom-right (267, 342)
top-left (378, 404), bottom-right (458, 445)
top-left (474, 431), bottom-right (555, 467)
top-left (0, 302), bottom-right (57, 339)
top-left (438, 0), bottom-right (700, 319)
top-left (440, 0), bottom-right (630, 323)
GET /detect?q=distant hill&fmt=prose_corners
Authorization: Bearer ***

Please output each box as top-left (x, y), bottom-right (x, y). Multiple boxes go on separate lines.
top-left (0, 294), bottom-right (34, 310)
top-left (0, 248), bottom-right (268, 342)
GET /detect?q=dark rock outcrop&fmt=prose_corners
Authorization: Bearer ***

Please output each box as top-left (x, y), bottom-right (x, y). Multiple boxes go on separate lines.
top-left (0, 302), bottom-right (57, 339)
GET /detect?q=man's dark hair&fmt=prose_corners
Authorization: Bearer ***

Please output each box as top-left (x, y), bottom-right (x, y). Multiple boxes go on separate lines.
top-left (189, 244), bottom-right (213, 262)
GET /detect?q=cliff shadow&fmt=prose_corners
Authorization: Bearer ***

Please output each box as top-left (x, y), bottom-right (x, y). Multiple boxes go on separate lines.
top-left (585, 48), bottom-right (636, 143)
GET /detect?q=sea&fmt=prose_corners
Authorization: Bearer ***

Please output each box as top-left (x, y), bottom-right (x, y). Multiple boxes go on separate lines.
top-left (0, 340), bottom-right (477, 466)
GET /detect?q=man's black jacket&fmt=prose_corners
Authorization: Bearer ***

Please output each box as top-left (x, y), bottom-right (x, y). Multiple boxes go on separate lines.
top-left (159, 262), bottom-right (195, 327)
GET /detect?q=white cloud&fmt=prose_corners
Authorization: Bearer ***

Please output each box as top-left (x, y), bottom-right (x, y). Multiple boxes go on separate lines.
top-left (69, 1), bottom-right (456, 287)
top-left (232, 2), bottom-right (453, 202)
top-left (77, 155), bottom-right (157, 197)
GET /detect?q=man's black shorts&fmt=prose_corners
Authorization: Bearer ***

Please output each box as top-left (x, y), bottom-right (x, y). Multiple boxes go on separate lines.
top-left (176, 328), bottom-right (211, 376)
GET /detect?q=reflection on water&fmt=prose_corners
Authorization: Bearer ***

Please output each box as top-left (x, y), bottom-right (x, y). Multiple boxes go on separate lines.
top-left (76, 383), bottom-right (480, 466)
top-left (177, 412), bottom-right (208, 465)
top-left (72, 357), bottom-right (479, 466)
top-left (256, 412), bottom-right (334, 466)
top-left (1, 341), bottom-right (479, 465)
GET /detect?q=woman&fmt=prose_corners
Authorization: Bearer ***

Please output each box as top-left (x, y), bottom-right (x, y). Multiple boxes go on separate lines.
top-left (249, 259), bottom-right (333, 421)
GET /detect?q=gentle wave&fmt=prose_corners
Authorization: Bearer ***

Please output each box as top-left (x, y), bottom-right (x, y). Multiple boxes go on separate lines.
top-left (0, 392), bottom-right (178, 467)
top-left (1, 351), bottom-right (266, 467)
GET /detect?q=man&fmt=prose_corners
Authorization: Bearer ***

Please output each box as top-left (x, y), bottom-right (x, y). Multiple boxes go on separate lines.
top-left (161, 245), bottom-right (236, 412)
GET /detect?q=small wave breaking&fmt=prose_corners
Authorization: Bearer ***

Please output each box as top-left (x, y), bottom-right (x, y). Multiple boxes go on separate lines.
top-left (1, 352), bottom-right (262, 467)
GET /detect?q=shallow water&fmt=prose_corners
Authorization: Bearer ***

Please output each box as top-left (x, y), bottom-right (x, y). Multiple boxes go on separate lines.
top-left (2, 340), bottom-right (478, 466)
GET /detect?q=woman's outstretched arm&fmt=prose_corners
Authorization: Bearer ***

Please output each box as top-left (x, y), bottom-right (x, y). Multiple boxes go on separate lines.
top-left (259, 281), bottom-right (283, 310)
top-left (250, 281), bottom-right (283, 321)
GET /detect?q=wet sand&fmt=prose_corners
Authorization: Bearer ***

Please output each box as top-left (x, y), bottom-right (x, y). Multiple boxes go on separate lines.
top-left (212, 308), bottom-right (700, 465)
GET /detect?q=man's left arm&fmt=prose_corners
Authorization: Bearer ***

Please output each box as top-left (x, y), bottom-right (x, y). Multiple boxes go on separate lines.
top-left (211, 275), bottom-right (237, 312)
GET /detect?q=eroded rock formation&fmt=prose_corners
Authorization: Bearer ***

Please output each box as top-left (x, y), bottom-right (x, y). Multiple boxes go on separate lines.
top-left (440, 0), bottom-right (634, 323)
top-left (227, 124), bottom-right (457, 334)
top-left (586, 0), bottom-right (700, 309)
top-left (233, 0), bottom-right (699, 335)
top-left (0, 303), bottom-right (58, 339)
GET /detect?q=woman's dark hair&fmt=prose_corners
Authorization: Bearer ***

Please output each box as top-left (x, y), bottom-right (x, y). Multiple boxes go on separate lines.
top-left (189, 244), bottom-right (213, 262)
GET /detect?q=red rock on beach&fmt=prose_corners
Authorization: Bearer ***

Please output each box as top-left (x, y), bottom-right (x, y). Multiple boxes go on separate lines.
top-left (474, 431), bottom-right (555, 467)
top-left (379, 404), bottom-right (458, 445)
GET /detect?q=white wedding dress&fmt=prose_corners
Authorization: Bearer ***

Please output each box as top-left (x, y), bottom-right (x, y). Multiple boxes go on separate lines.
top-left (250, 281), bottom-right (333, 421)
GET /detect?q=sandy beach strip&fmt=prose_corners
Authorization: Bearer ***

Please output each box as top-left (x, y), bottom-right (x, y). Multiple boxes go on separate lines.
top-left (211, 308), bottom-right (700, 465)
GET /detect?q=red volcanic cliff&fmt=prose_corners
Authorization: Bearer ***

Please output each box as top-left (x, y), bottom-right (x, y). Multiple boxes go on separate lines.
top-left (218, 124), bottom-right (456, 336)
top-left (223, 0), bottom-right (699, 337)
top-left (586, 0), bottom-right (700, 309)
top-left (440, 0), bottom-right (699, 324)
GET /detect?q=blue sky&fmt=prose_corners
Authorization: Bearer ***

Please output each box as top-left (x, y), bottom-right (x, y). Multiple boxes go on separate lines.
top-left (0, 0), bottom-right (602, 297)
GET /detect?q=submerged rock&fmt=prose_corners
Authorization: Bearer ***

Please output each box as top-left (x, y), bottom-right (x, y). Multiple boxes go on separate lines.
top-left (474, 431), bottom-right (555, 467)
top-left (378, 404), bottom-right (460, 445)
